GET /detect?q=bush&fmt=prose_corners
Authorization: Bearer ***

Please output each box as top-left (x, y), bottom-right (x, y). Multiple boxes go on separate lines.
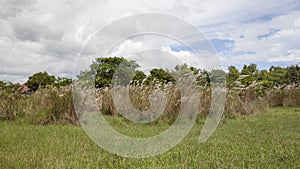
top-left (0, 85), bottom-right (77, 125)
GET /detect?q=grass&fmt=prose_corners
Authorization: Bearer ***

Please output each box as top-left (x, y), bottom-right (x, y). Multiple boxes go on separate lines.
top-left (0, 107), bottom-right (299, 168)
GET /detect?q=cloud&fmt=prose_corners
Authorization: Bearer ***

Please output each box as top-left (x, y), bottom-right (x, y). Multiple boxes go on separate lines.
top-left (203, 11), bottom-right (300, 68)
top-left (101, 39), bottom-right (211, 72)
top-left (96, 39), bottom-right (195, 72)
top-left (268, 49), bottom-right (300, 62)
top-left (0, 0), bottom-right (300, 82)
top-left (11, 16), bottom-right (64, 42)
top-left (0, 0), bottom-right (108, 82)
top-left (0, 0), bottom-right (36, 19)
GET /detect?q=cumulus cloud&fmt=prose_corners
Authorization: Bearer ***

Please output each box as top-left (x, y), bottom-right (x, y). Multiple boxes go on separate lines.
top-left (98, 38), bottom-right (215, 72)
top-left (268, 49), bottom-right (300, 62)
top-left (0, 0), bottom-right (36, 19)
top-left (0, 0), bottom-right (299, 82)
top-left (0, 0), bottom-right (108, 82)
top-left (203, 11), bottom-right (300, 68)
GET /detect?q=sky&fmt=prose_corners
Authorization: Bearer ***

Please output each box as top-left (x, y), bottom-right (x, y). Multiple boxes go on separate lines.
top-left (0, 0), bottom-right (300, 83)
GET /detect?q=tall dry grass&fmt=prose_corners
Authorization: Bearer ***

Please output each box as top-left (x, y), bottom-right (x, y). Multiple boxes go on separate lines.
top-left (95, 77), bottom-right (300, 121)
top-left (95, 81), bottom-right (268, 122)
top-left (95, 83), bottom-right (182, 123)
top-left (268, 85), bottom-right (300, 107)
top-left (224, 76), bottom-right (270, 117)
top-left (0, 86), bottom-right (77, 125)
top-left (1, 79), bottom-right (300, 125)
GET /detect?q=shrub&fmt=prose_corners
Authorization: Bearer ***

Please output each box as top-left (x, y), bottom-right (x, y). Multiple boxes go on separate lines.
top-left (0, 85), bottom-right (77, 125)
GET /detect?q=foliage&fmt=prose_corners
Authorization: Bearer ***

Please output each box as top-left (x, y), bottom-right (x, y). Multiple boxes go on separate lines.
top-left (0, 80), bottom-right (6, 89)
top-left (147, 68), bottom-right (175, 84)
top-left (78, 57), bottom-right (140, 88)
top-left (2, 58), bottom-right (300, 125)
top-left (76, 57), bottom-right (300, 89)
top-left (54, 77), bottom-right (72, 88)
top-left (0, 81), bottom-right (20, 92)
top-left (240, 63), bottom-right (257, 85)
top-left (226, 66), bottom-right (240, 87)
top-left (26, 71), bottom-right (56, 91)
top-left (196, 70), bottom-right (211, 87)
top-left (285, 65), bottom-right (300, 84)
top-left (131, 70), bottom-right (147, 84)
top-left (174, 63), bottom-right (193, 75)
top-left (210, 69), bottom-right (226, 85)
top-left (268, 66), bottom-right (287, 86)
top-left (256, 69), bottom-right (274, 88)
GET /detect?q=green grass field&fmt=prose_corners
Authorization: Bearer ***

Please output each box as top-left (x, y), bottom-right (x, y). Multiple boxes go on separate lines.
top-left (0, 107), bottom-right (299, 169)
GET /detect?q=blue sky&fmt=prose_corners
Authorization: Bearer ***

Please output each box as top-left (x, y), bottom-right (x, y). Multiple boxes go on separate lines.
top-left (0, 0), bottom-right (300, 82)
top-left (200, 9), bottom-right (300, 71)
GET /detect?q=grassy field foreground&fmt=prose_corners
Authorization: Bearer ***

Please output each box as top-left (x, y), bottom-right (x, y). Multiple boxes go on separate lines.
top-left (0, 107), bottom-right (299, 168)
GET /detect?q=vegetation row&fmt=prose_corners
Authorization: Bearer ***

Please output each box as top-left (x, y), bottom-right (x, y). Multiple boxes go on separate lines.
top-left (1, 57), bottom-right (300, 125)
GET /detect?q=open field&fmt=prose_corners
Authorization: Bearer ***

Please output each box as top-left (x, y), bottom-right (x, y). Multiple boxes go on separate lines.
top-left (0, 107), bottom-right (299, 168)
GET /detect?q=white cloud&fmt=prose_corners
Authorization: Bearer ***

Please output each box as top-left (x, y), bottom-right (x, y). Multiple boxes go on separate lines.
top-left (111, 40), bottom-right (144, 57)
top-left (103, 39), bottom-right (194, 72)
top-left (204, 11), bottom-right (300, 67)
top-left (268, 49), bottom-right (300, 62)
top-left (0, 0), bottom-right (299, 82)
top-left (101, 39), bottom-right (214, 72)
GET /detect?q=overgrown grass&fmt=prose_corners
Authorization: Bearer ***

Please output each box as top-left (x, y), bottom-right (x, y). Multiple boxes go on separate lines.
top-left (0, 86), bottom-right (77, 125)
top-left (1, 82), bottom-right (300, 125)
top-left (0, 107), bottom-right (299, 168)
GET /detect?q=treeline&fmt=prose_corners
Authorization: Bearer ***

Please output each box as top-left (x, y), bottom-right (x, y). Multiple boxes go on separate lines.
top-left (227, 64), bottom-right (300, 88)
top-left (1, 57), bottom-right (299, 92)
top-left (0, 71), bottom-right (72, 93)
top-left (1, 56), bottom-right (300, 125)
top-left (77, 56), bottom-right (300, 89)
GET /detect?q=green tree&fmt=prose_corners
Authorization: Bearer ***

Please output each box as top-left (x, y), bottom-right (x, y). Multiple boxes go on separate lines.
top-left (26, 71), bottom-right (55, 91)
top-left (226, 66), bottom-right (240, 87)
top-left (174, 63), bottom-right (193, 75)
top-left (78, 57), bottom-right (140, 88)
top-left (210, 69), bottom-right (226, 85)
top-left (55, 77), bottom-right (72, 88)
top-left (147, 68), bottom-right (175, 84)
top-left (240, 64), bottom-right (257, 85)
top-left (268, 66), bottom-right (287, 85)
top-left (0, 80), bottom-right (6, 90)
top-left (132, 70), bottom-right (147, 85)
top-left (256, 69), bottom-right (274, 88)
top-left (0, 81), bottom-right (19, 92)
top-left (285, 65), bottom-right (300, 84)
top-left (196, 69), bottom-right (210, 87)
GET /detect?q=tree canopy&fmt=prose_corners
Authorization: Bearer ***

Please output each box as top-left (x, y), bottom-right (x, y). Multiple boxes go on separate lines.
top-left (26, 71), bottom-right (56, 91)
top-left (78, 57), bottom-right (143, 88)
top-left (226, 66), bottom-right (240, 87)
top-left (77, 56), bottom-right (300, 89)
top-left (2, 56), bottom-right (296, 92)
top-left (25, 72), bottom-right (72, 91)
